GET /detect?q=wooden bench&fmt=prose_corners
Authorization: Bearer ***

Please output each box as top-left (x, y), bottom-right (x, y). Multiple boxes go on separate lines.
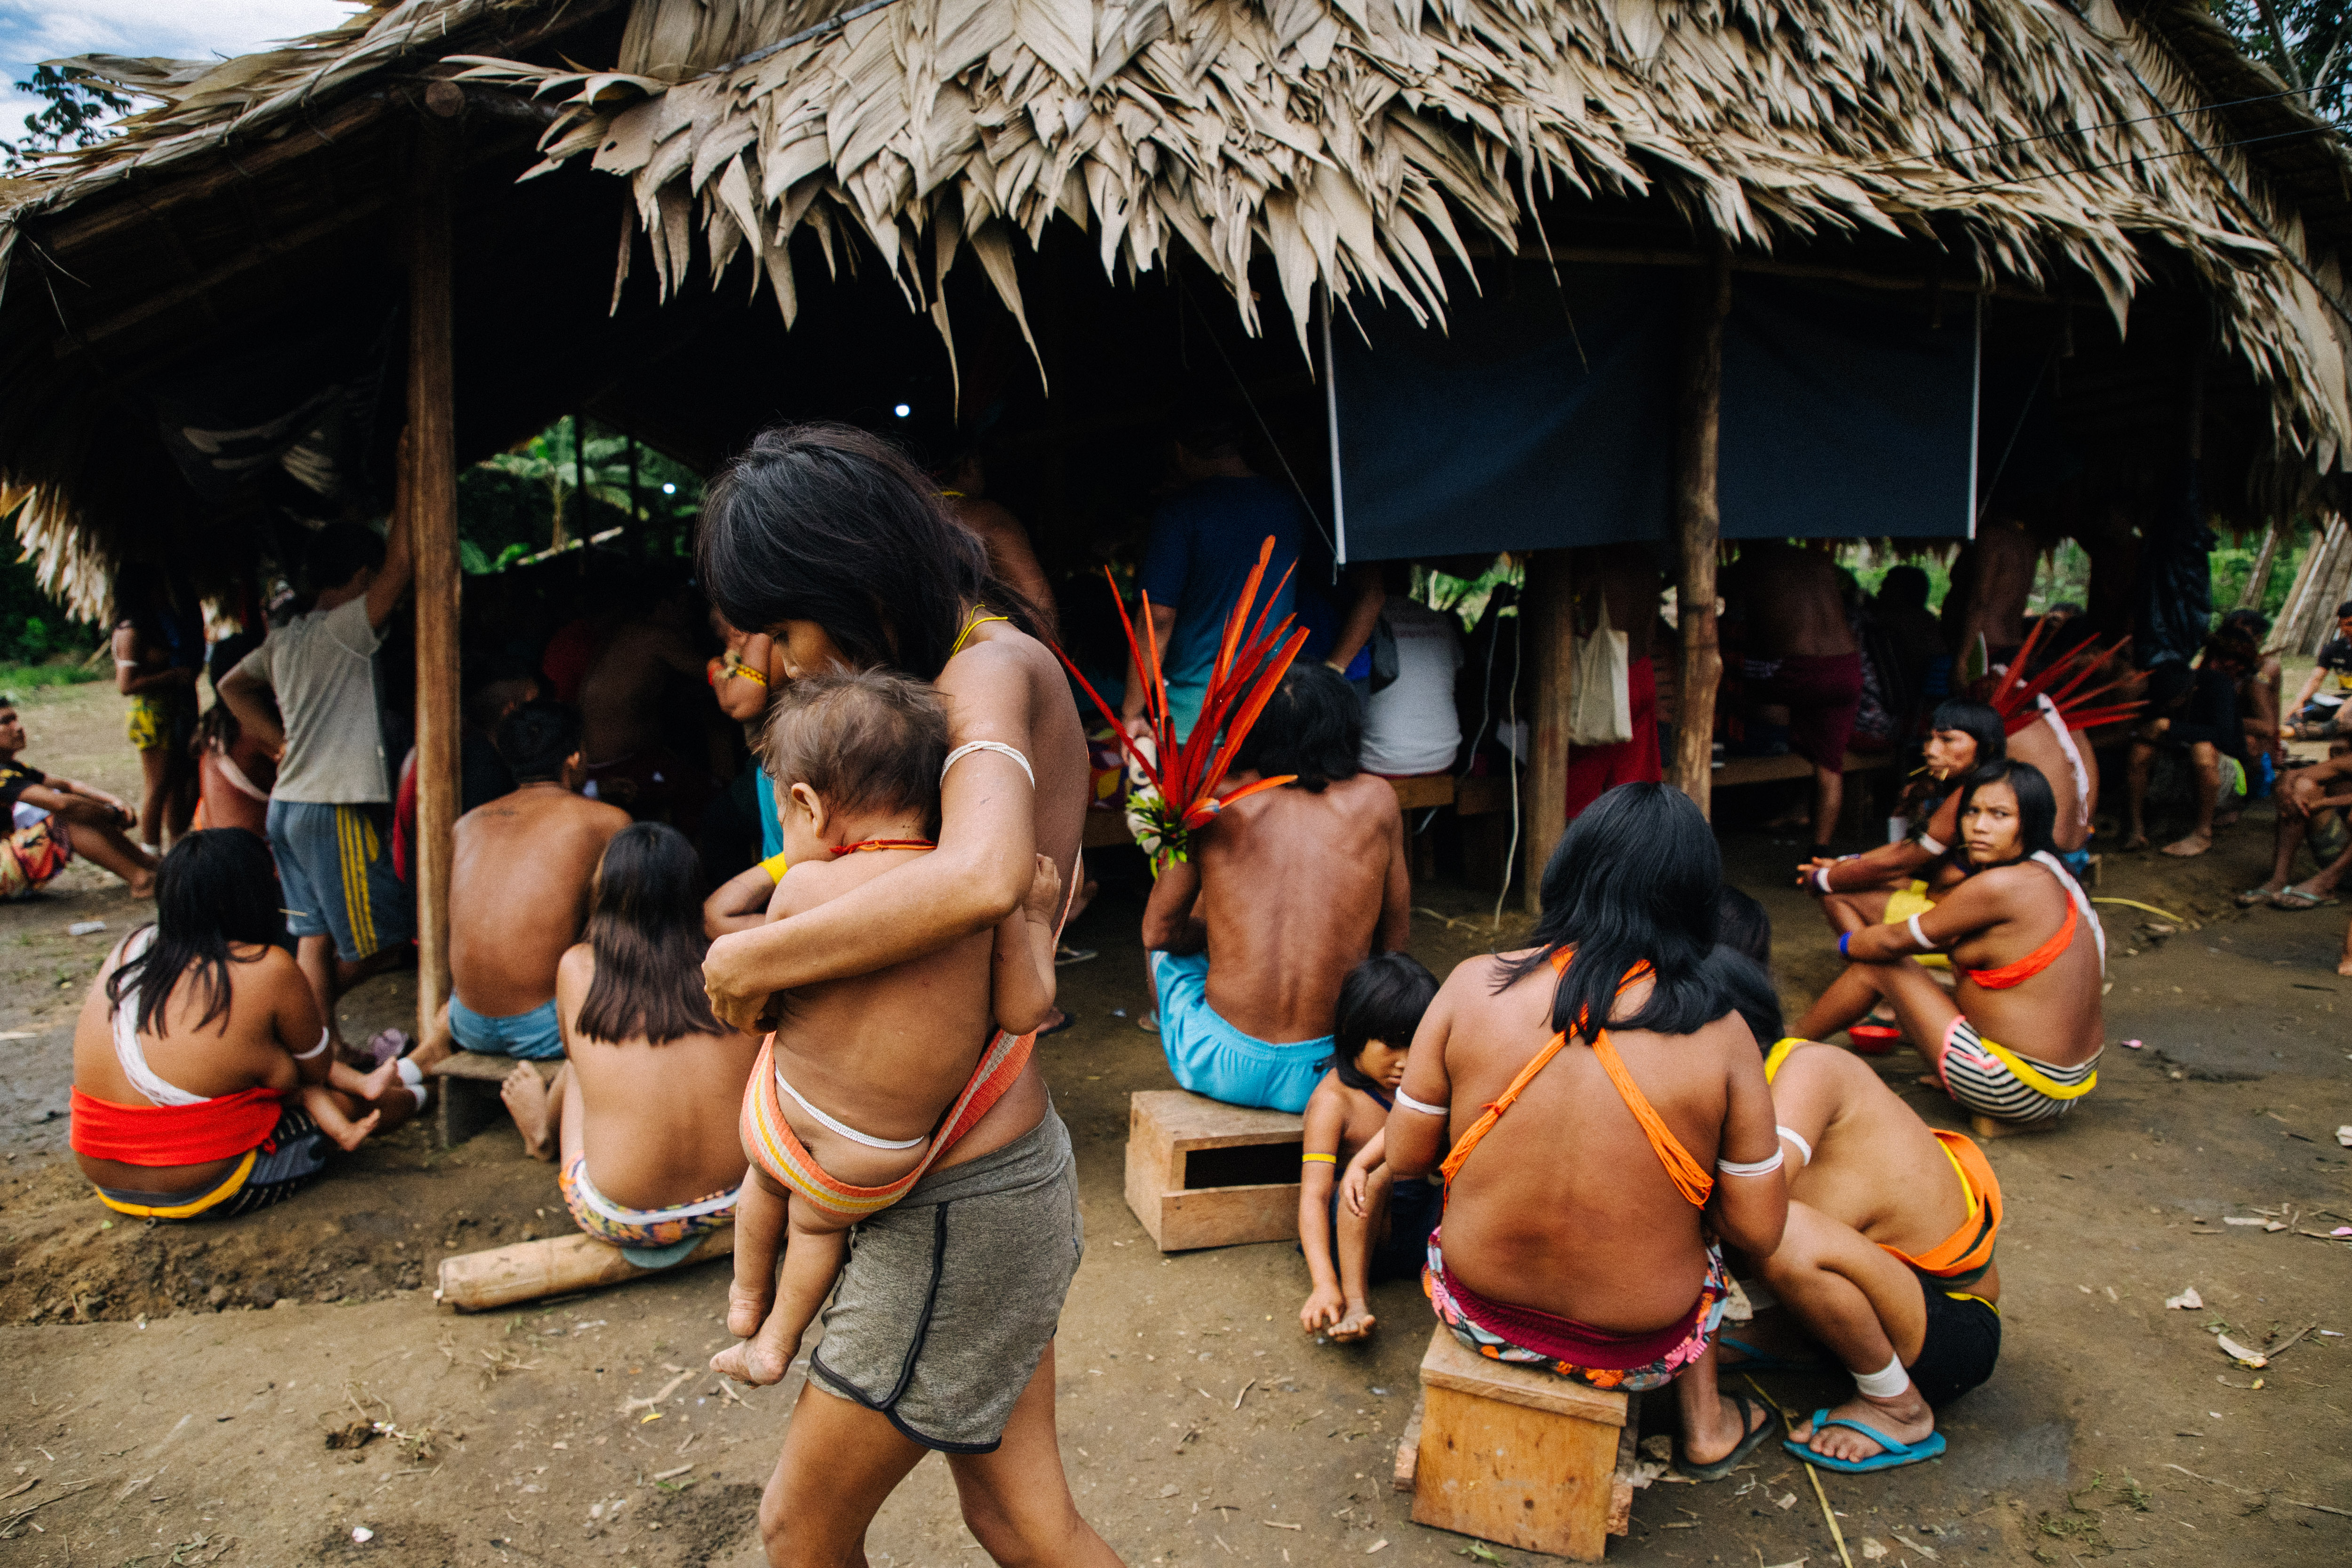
top-left (427, 1051), bottom-right (556, 1149)
top-left (1123, 1090), bottom-right (1304, 1251)
top-left (1397, 1326), bottom-right (1639, 1561)
top-left (1710, 748), bottom-right (1895, 789)
top-left (1081, 773), bottom-right (1512, 856)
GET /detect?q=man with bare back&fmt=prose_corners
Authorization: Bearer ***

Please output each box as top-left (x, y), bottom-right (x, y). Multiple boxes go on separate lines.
top-left (1724, 540), bottom-right (1863, 851)
top-left (1796, 759), bottom-right (2105, 1136)
top-left (939, 447), bottom-right (1057, 642)
top-left (412, 702), bottom-right (629, 1106)
top-left (1941, 517), bottom-right (2041, 662)
top-left (576, 581), bottom-right (711, 825)
top-left (1142, 663), bottom-right (1411, 1114)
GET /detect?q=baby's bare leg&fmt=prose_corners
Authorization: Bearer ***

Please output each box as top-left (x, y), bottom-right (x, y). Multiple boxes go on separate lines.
top-left (715, 1194), bottom-right (849, 1387)
top-left (301, 1084), bottom-right (379, 1153)
top-left (1329, 1166), bottom-right (1394, 1342)
top-left (718, 1168), bottom-right (788, 1348)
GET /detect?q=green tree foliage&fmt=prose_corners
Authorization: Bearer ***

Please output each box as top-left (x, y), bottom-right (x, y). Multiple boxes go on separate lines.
top-left (2212, 1), bottom-right (2352, 117)
top-left (458, 416), bottom-right (705, 571)
top-left (0, 65), bottom-right (134, 173)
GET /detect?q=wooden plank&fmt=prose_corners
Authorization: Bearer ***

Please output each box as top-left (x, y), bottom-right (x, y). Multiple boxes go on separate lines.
top-left (1128, 1090), bottom-right (1304, 1151)
top-left (1711, 749), bottom-right (1898, 789)
top-left (1607, 1398), bottom-right (1641, 1537)
top-left (1413, 1382), bottom-right (1622, 1560)
top-left (1153, 1181), bottom-right (1301, 1251)
top-left (409, 120), bottom-right (461, 1046)
top-left (436, 1227), bottom-right (733, 1312)
top-left (1394, 1388), bottom-right (1426, 1492)
top-left (1386, 773), bottom-right (1456, 810)
top-left (1420, 1324), bottom-right (1631, 1426)
top-left (429, 1051), bottom-right (554, 1083)
top-left (1454, 774), bottom-right (1511, 817)
top-left (1669, 249), bottom-right (1731, 817)
top-left (1522, 550), bottom-right (1573, 914)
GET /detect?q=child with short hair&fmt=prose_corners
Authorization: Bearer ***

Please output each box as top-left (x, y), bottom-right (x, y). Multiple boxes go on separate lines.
top-left (712, 671), bottom-right (1062, 1385)
top-left (1297, 952), bottom-right (1440, 1343)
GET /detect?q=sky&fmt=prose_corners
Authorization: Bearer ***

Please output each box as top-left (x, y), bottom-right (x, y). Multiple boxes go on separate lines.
top-left (0, 2), bottom-right (360, 153)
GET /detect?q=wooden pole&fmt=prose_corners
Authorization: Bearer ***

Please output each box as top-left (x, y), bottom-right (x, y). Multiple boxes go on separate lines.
top-left (410, 123), bottom-right (460, 1045)
top-left (1522, 551), bottom-right (1574, 914)
top-left (2237, 518), bottom-right (2285, 610)
top-left (1668, 249), bottom-right (1731, 815)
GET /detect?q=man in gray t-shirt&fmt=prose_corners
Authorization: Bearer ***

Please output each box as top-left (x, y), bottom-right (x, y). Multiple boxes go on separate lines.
top-left (222, 512), bottom-right (414, 1049)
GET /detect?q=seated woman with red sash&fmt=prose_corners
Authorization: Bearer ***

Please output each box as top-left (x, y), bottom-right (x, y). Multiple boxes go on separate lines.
top-left (1795, 760), bottom-right (2105, 1136)
top-left (69, 831), bottom-right (421, 1220)
top-left (1387, 782), bottom-right (1788, 1480)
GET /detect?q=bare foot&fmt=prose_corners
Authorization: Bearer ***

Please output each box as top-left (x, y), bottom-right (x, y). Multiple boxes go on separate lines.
top-left (2122, 831), bottom-right (2148, 852)
top-left (710, 1310), bottom-right (802, 1386)
top-left (1328, 1302), bottom-right (1378, 1343)
top-left (1970, 1113), bottom-right (2062, 1140)
top-left (1788, 1387), bottom-right (1934, 1465)
top-left (407, 1034), bottom-right (454, 1072)
top-left (356, 1056), bottom-right (404, 1103)
top-left (2161, 832), bottom-right (2213, 858)
top-left (725, 1271), bottom-right (774, 1342)
top-left (326, 1109), bottom-right (381, 1153)
top-left (2337, 952), bottom-right (2352, 978)
top-left (126, 871), bottom-right (157, 899)
top-left (500, 1065), bottom-right (556, 1160)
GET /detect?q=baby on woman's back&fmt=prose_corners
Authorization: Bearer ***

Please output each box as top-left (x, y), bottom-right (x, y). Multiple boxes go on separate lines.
top-left (713, 671), bottom-right (1060, 1385)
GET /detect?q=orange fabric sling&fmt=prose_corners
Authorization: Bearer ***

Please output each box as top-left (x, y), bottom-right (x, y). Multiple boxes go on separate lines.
top-left (1437, 949), bottom-right (1714, 1210)
top-left (1963, 897), bottom-right (2076, 989)
top-left (69, 1084), bottom-right (285, 1167)
top-left (1880, 1129), bottom-right (2004, 1280)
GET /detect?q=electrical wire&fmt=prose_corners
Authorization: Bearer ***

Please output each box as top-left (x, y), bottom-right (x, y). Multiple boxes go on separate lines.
top-left (1493, 587), bottom-right (1524, 931)
top-left (1932, 118), bottom-right (2352, 197)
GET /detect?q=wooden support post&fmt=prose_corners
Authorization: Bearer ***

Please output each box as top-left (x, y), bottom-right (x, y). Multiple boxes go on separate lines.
top-left (1668, 249), bottom-right (1731, 815)
top-left (1521, 551), bottom-right (1573, 914)
top-left (410, 124), bottom-right (460, 1046)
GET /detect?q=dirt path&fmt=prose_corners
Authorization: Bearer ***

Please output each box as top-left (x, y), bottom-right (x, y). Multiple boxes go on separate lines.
top-left (2, 680), bottom-right (2346, 1565)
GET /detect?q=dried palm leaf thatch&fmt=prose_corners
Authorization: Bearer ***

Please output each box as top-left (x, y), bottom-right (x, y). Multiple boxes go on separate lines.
top-left (445, 0), bottom-right (2352, 462)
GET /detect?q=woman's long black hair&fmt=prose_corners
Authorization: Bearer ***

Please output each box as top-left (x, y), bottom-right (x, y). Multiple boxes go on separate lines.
top-left (1495, 781), bottom-right (1725, 1038)
top-left (697, 422), bottom-right (1041, 680)
top-left (1955, 758), bottom-right (2058, 868)
top-left (575, 823), bottom-right (727, 1046)
top-left (106, 830), bottom-right (288, 1037)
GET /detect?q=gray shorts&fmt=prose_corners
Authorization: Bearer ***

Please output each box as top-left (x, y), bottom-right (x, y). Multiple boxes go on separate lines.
top-left (808, 1106), bottom-right (1082, 1452)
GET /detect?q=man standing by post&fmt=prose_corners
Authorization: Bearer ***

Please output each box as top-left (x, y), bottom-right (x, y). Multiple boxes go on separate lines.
top-left (1724, 540), bottom-right (1864, 852)
top-left (221, 516), bottom-right (414, 1051)
top-left (1121, 406), bottom-right (1307, 742)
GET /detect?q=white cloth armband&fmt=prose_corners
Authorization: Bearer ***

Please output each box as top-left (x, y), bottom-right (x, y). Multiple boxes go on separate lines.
top-left (1812, 866), bottom-right (1834, 892)
top-left (941, 740), bottom-right (1034, 788)
top-left (1716, 1148), bottom-right (1785, 1177)
top-left (291, 1027), bottom-right (332, 1062)
top-left (1906, 913), bottom-right (1931, 950)
top-left (1394, 1087), bottom-right (1449, 1116)
top-left (1776, 1126), bottom-right (1813, 1166)
top-left (1918, 833), bottom-right (1947, 856)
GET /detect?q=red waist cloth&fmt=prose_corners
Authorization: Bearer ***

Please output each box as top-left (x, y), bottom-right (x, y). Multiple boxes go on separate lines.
top-left (1438, 1264), bottom-right (1707, 1371)
top-left (70, 1084), bottom-right (285, 1166)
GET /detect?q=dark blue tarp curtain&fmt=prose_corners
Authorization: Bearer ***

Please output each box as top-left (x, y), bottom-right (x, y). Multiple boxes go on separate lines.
top-left (1329, 265), bottom-right (1980, 560)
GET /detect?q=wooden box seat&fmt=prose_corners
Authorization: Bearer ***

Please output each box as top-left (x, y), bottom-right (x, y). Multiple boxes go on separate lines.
top-left (1123, 1090), bottom-right (1304, 1251)
top-left (1398, 1326), bottom-right (1639, 1561)
top-left (426, 1050), bottom-right (556, 1149)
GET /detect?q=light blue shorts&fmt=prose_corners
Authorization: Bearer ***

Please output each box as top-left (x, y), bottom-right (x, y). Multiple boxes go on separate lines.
top-left (1149, 948), bottom-right (1331, 1114)
top-left (448, 994), bottom-right (565, 1059)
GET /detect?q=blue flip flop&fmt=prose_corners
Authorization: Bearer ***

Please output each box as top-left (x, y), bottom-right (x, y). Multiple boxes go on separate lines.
top-left (1785, 1409), bottom-right (1947, 1472)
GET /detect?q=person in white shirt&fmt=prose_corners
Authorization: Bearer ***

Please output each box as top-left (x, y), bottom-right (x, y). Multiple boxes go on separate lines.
top-left (1359, 593), bottom-right (1464, 777)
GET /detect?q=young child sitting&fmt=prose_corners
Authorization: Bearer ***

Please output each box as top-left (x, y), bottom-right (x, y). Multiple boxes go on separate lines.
top-left (712, 671), bottom-right (1062, 1385)
top-left (1298, 953), bottom-right (1441, 1343)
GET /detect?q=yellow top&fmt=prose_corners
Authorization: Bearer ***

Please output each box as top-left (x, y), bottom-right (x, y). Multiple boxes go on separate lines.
top-left (759, 851), bottom-right (790, 881)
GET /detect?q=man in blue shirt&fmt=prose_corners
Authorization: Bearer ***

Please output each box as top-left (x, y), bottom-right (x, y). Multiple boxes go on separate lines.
top-left (1122, 410), bottom-right (1307, 741)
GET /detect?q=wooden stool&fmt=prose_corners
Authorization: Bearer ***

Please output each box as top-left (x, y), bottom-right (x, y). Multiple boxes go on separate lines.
top-left (1398, 1326), bottom-right (1638, 1561)
top-left (1123, 1090), bottom-right (1303, 1251)
top-left (428, 1051), bottom-right (556, 1149)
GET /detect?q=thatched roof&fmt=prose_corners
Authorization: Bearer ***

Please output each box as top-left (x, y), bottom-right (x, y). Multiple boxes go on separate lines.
top-left (6, 0), bottom-right (2352, 613)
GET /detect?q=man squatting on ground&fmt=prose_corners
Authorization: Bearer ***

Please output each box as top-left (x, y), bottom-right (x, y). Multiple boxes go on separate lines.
top-left (410, 701), bottom-right (629, 1125)
top-left (69, 832), bottom-right (419, 1221)
top-left (1708, 947), bottom-right (2002, 1472)
top-left (1798, 760), bottom-right (2106, 1134)
top-left (499, 821), bottom-right (763, 1263)
top-left (219, 515), bottom-right (416, 1051)
top-left (0, 699), bottom-right (159, 900)
top-left (712, 671), bottom-right (1063, 1386)
top-left (1385, 784), bottom-right (1789, 1479)
top-left (1142, 663), bottom-right (1412, 1114)
top-left (1296, 952), bottom-right (1443, 1343)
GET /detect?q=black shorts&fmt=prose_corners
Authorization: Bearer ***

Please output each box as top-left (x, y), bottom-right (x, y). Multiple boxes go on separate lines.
top-left (1907, 1281), bottom-right (2000, 1407)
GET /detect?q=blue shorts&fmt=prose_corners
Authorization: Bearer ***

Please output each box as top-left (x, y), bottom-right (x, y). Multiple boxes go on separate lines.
top-left (447, 994), bottom-right (565, 1059)
top-left (1149, 948), bottom-right (1331, 1114)
top-left (2057, 848), bottom-right (2092, 881)
top-left (266, 800), bottom-right (411, 963)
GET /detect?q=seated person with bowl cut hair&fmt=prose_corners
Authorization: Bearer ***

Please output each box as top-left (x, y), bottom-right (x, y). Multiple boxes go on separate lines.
top-left (412, 701), bottom-right (630, 1102)
top-left (1142, 663), bottom-right (1411, 1114)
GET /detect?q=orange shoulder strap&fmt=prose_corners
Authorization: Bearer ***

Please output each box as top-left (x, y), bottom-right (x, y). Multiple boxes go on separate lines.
top-left (1590, 1031), bottom-right (1716, 1209)
top-left (1882, 1130), bottom-right (2003, 1277)
top-left (1964, 896), bottom-right (2076, 989)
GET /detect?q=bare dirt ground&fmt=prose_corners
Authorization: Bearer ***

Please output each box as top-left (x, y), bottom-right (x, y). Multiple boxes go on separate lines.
top-left (2, 676), bottom-right (2347, 1568)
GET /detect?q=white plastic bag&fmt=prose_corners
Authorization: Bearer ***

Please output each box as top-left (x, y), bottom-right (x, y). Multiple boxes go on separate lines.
top-left (1567, 596), bottom-right (1633, 746)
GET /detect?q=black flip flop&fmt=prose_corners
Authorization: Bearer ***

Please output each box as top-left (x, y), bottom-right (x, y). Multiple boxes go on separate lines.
top-left (1675, 1389), bottom-right (1779, 1482)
